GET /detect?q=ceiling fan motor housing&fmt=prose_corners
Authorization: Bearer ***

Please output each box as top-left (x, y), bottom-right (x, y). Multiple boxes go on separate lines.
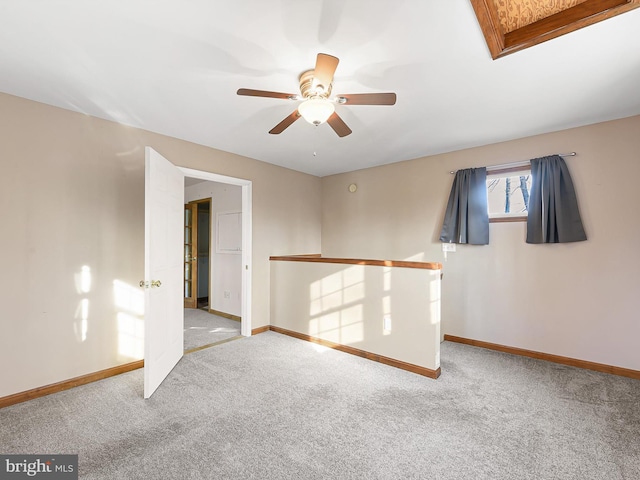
top-left (299, 69), bottom-right (332, 99)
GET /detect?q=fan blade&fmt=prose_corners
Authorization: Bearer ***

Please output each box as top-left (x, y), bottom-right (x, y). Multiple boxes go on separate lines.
top-left (313, 53), bottom-right (339, 93)
top-left (327, 112), bottom-right (352, 137)
top-left (237, 88), bottom-right (296, 100)
top-left (338, 93), bottom-right (397, 105)
top-left (269, 111), bottom-right (301, 134)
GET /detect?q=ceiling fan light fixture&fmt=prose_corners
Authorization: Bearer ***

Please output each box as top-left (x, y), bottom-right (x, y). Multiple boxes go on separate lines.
top-left (298, 98), bottom-right (335, 125)
top-left (237, 53), bottom-right (396, 137)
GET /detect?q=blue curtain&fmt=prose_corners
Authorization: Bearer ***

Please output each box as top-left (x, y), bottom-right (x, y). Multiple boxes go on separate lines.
top-left (526, 155), bottom-right (586, 244)
top-left (440, 167), bottom-right (489, 245)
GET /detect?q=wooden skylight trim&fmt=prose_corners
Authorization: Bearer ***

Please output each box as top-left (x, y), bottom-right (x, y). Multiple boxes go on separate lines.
top-left (470, 0), bottom-right (640, 59)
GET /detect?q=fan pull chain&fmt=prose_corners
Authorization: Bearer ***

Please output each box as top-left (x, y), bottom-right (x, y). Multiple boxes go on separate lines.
top-left (313, 123), bottom-right (319, 157)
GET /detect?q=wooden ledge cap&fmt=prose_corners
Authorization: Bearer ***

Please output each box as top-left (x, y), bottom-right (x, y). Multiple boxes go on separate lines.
top-left (270, 255), bottom-right (442, 270)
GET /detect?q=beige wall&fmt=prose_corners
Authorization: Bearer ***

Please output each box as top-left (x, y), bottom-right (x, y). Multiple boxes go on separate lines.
top-left (2, 89), bottom-right (637, 398)
top-left (270, 261), bottom-right (441, 371)
top-left (0, 93), bottom-right (321, 397)
top-left (322, 115), bottom-right (640, 371)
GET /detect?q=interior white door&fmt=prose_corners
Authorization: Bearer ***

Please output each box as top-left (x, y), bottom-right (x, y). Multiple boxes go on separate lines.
top-left (143, 147), bottom-right (184, 399)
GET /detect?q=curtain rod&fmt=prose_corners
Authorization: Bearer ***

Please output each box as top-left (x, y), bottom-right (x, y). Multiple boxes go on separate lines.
top-left (449, 152), bottom-right (577, 174)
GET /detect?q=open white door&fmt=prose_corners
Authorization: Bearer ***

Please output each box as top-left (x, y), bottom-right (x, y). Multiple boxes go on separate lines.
top-left (143, 147), bottom-right (184, 399)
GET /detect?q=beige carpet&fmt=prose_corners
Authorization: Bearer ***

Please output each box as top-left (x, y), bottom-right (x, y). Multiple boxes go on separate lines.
top-left (2, 333), bottom-right (639, 479)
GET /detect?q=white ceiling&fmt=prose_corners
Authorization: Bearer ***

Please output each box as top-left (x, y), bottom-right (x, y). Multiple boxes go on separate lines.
top-left (1, 1), bottom-right (639, 177)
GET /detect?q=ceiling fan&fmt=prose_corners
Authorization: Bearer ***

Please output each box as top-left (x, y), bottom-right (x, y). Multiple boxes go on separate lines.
top-left (237, 53), bottom-right (396, 137)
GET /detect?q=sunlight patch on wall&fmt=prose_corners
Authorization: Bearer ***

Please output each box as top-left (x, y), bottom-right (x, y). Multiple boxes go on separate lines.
top-left (382, 266), bottom-right (393, 336)
top-left (117, 312), bottom-right (144, 359)
top-left (340, 305), bottom-right (364, 343)
top-left (310, 266), bottom-right (364, 315)
top-left (309, 265), bottom-right (365, 345)
top-left (382, 295), bottom-right (392, 336)
top-left (114, 280), bottom-right (144, 360)
top-left (309, 305), bottom-right (364, 344)
top-left (74, 265), bottom-right (92, 294)
top-left (383, 266), bottom-right (391, 292)
top-left (113, 280), bottom-right (144, 316)
top-left (73, 298), bottom-right (89, 342)
top-left (343, 280), bottom-right (365, 304)
top-left (73, 266), bottom-right (92, 343)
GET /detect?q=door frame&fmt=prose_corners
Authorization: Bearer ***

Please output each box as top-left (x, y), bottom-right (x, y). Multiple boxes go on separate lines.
top-left (183, 201), bottom-right (199, 309)
top-left (180, 167), bottom-right (252, 337)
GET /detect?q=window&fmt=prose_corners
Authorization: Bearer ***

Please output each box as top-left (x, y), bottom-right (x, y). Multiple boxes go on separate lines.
top-left (487, 167), bottom-right (531, 222)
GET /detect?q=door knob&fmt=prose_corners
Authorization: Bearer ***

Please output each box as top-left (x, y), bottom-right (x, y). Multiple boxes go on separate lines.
top-left (139, 280), bottom-right (162, 288)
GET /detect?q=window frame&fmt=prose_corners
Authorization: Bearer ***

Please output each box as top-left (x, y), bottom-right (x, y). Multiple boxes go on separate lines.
top-left (469, 0), bottom-right (639, 60)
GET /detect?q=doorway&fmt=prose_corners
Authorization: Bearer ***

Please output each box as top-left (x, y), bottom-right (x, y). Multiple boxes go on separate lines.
top-left (180, 167), bottom-right (252, 339)
top-left (183, 182), bottom-right (244, 351)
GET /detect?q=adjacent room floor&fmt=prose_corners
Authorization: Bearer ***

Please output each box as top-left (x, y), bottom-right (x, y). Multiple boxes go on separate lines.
top-left (183, 308), bottom-right (241, 351)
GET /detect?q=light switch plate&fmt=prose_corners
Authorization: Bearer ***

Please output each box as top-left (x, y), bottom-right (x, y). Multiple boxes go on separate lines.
top-left (442, 243), bottom-right (456, 252)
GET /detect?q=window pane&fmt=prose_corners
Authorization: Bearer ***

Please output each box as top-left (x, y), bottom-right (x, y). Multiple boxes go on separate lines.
top-left (487, 174), bottom-right (531, 216)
